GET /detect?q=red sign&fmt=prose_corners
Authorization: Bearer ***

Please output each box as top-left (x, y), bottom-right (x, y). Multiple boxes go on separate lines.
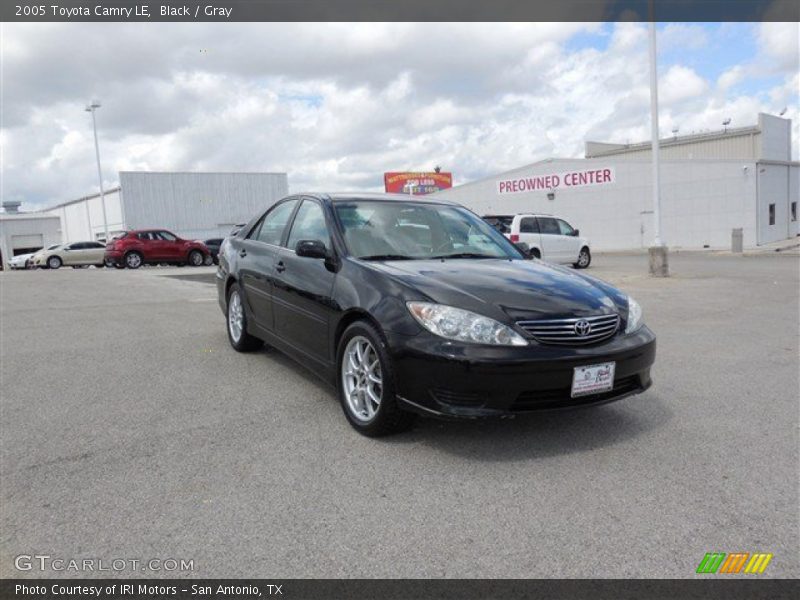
top-left (384, 172), bottom-right (453, 195)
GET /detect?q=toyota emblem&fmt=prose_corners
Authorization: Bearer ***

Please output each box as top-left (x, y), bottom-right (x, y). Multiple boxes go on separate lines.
top-left (574, 319), bottom-right (591, 336)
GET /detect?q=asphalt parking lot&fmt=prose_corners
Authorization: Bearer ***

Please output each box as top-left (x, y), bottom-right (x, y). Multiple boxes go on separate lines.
top-left (1, 252), bottom-right (798, 579)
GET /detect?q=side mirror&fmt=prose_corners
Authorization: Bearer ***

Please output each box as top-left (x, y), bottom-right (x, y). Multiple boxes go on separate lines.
top-left (573, 229), bottom-right (580, 237)
top-left (296, 239), bottom-right (328, 259)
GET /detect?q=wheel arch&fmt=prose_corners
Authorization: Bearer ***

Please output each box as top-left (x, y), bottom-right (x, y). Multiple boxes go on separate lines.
top-left (332, 309), bottom-right (386, 360)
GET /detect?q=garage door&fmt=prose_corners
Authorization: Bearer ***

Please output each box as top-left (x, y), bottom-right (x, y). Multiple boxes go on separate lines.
top-left (11, 234), bottom-right (44, 255)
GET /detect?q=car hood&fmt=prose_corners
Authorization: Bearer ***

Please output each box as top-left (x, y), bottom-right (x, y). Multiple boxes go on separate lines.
top-left (364, 258), bottom-right (627, 322)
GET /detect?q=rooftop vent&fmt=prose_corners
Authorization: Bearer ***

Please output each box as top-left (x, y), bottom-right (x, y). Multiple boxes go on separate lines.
top-left (2, 201), bottom-right (21, 214)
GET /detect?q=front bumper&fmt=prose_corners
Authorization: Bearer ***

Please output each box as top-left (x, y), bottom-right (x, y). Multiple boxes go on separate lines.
top-left (388, 326), bottom-right (656, 418)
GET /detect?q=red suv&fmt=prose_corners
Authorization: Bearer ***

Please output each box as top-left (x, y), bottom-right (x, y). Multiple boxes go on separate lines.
top-left (105, 229), bottom-right (210, 269)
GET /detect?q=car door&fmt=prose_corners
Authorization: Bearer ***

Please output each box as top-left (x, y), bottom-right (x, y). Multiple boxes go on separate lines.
top-left (156, 231), bottom-right (184, 261)
top-left (136, 231), bottom-right (162, 260)
top-left (271, 198), bottom-right (337, 364)
top-left (61, 243), bottom-right (80, 265)
top-left (83, 242), bottom-right (106, 264)
top-left (537, 217), bottom-right (569, 263)
top-left (555, 218), bottom-right (581, 263)
top-left (237, 199), bottom-right (300, 332)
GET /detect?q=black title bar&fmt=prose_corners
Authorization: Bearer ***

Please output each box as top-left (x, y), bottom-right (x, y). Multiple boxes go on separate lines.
top-left (3, 0), bottom-right (800, 22)
top-left (2, 579), bottom-right (800, 600)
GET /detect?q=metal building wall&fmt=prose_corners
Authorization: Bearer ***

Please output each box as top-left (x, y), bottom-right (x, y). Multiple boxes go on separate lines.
top-left (585, 114), bottom-right (792, 162)
top-left (119, 172), bottom-right (289, 240)
top-left (587, 130), bottom-right (761, 161)
top-left (435, 158), bottom-right (760, 251)
top-left (45, 188), bottom-right (125, 243)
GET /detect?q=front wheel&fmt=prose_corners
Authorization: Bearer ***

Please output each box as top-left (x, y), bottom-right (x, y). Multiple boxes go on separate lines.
top-left (574, 247), bottom-right (591, 269)
top-left (47, 256), bottom-right (62, 269)
top-left (226, 283), bottom-right (263, 352)
top-left (337, 321), bottom-right (415, 437)
top-left (188, 250), bottom-right (204, 266)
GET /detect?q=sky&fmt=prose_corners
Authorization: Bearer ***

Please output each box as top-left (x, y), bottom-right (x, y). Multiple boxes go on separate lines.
top-left (1, 21), bottom-right (798, 210)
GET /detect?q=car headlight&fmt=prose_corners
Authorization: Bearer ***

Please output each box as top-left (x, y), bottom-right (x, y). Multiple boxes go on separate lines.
top-left (407, 302), bottom-right (527, 346)
top-left (625, 296), bottom-right (643, 333)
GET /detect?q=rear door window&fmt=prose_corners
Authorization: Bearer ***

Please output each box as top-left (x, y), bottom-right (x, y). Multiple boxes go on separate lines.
top-left (254, 200), bottom-right (299, 246)
top-left (520, 217), bottom-right (539, 233)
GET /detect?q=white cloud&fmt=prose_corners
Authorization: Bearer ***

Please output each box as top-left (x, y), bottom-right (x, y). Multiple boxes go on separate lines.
top-left (659, 65), bottom-right (710, 104)
top-left (0, 21), bottom-right (796, 208)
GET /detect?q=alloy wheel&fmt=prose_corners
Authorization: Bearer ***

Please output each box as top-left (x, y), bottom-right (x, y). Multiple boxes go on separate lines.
top-left (126, 253), bottom-right (142, 268)
top-left (341, 336), bottom-right (383, 422)
top-left (578, 250), bottom-right (590, 267)
top-left (228, 291), bottom-right (243, 342)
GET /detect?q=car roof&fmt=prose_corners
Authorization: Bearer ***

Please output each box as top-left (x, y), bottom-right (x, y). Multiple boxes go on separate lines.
top-left (300, 192), bottom-right (460, 206)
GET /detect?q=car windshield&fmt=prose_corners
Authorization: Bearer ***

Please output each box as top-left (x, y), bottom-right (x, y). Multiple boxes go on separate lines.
top-left (334, 200), bottom-right (522, 260)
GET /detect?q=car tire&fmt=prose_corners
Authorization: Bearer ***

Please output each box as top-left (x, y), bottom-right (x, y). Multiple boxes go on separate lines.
top-left (124, 251), bottom-right (143, 269)
top-left (203, 254), bottom-right (214, 266)
top-left (95, 263), bottom-right (105, 268)
top-left (226, 283), bottom-right (263, 352)
top-left (574, 247), bottom-right (591, 269)
top-left (47, 256), bottom-right (62, 269)
top-left (188, 250), bottom-right (204, 266)
top-left (530, 248), bottom-right (541, 259)
top-left (336, 321), bottom-right (416, 437)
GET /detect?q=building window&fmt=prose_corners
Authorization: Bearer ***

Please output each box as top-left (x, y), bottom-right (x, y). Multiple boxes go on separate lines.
top-left (792, 202), bottom-right (797, 222)
top-left (769, 203), bottom-right (775, 226)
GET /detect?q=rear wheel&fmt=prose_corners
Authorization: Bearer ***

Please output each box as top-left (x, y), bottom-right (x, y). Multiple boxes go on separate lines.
top-left (124, 251), bottom-right (143, 269)
top-left (47, 256), bottom-right (62, 269)
top-left (226, 283), bottom-right (263, 352)
top-left (574, 247), bottom-right (591, 269)
top-left (337, 321), bottom-right (415, 437)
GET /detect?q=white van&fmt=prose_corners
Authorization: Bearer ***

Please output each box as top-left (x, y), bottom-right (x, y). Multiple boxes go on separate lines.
top-left (483, 214), bottom-right (592, 268)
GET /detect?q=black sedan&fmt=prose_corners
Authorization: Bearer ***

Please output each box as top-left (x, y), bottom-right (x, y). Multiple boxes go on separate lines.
top-left (204, 238), bottom-right (224, 265)
top-left (217, 193), bottom-right (656, 436)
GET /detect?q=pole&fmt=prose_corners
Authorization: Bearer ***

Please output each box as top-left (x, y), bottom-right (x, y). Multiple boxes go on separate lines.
top-left (89, 106), bottom-right (110, 242)
top-left (647, 18), bottom-right (669, 276)
top-left (648, 21), bottom-right (662, 248)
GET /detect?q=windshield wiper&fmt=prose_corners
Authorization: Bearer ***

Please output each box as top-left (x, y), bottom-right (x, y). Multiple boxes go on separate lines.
top-left (359, 254), bottom-right (415, 261)
top-left (430, 253), bottom-right (499, 259)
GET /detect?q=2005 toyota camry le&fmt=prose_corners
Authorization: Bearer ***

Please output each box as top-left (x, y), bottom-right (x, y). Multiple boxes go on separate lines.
top-left (217, 193), bottom-right (656, 436)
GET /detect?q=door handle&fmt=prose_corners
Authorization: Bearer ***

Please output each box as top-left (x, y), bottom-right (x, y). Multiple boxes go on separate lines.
top-left (239, 249), bottom-right (247, 258)
top-left (276, 261), bottom-right (286, 273)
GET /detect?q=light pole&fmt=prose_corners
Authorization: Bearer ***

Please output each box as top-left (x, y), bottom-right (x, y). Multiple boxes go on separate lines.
top-left (647, 19), bottom-right (669, 276)
top-left (85, 101), bottom-right (110, 242)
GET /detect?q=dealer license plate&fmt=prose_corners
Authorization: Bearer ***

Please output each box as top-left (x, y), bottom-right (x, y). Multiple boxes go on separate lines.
top-left (571, 362), bottom-right (616, 397)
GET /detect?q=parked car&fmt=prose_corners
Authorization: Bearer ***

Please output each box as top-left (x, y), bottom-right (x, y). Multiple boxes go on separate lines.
top-left (483, 214), bottom-right (591, 268)
top-left (32, 241), bottom-right (106, 269)
top-left (204, 238), bottom-right (223, 265)
top-left (218, 193), bottom-right (655, 437)
top-left (104, 230), bottom-right (210, 269)
top-left (8, 252), bottom-right (36, 270)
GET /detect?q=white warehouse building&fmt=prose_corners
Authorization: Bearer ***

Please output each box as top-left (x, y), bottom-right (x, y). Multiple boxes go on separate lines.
top-left (436, 113), bottom-right (798, 250)
top-left (45, 171), bottom-right (289, 243)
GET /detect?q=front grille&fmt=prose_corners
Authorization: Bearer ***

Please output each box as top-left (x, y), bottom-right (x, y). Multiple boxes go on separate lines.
top-left (516, 313), bottom-right (620, 346)
top-left (512, 375), bottom-right (641, 411)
